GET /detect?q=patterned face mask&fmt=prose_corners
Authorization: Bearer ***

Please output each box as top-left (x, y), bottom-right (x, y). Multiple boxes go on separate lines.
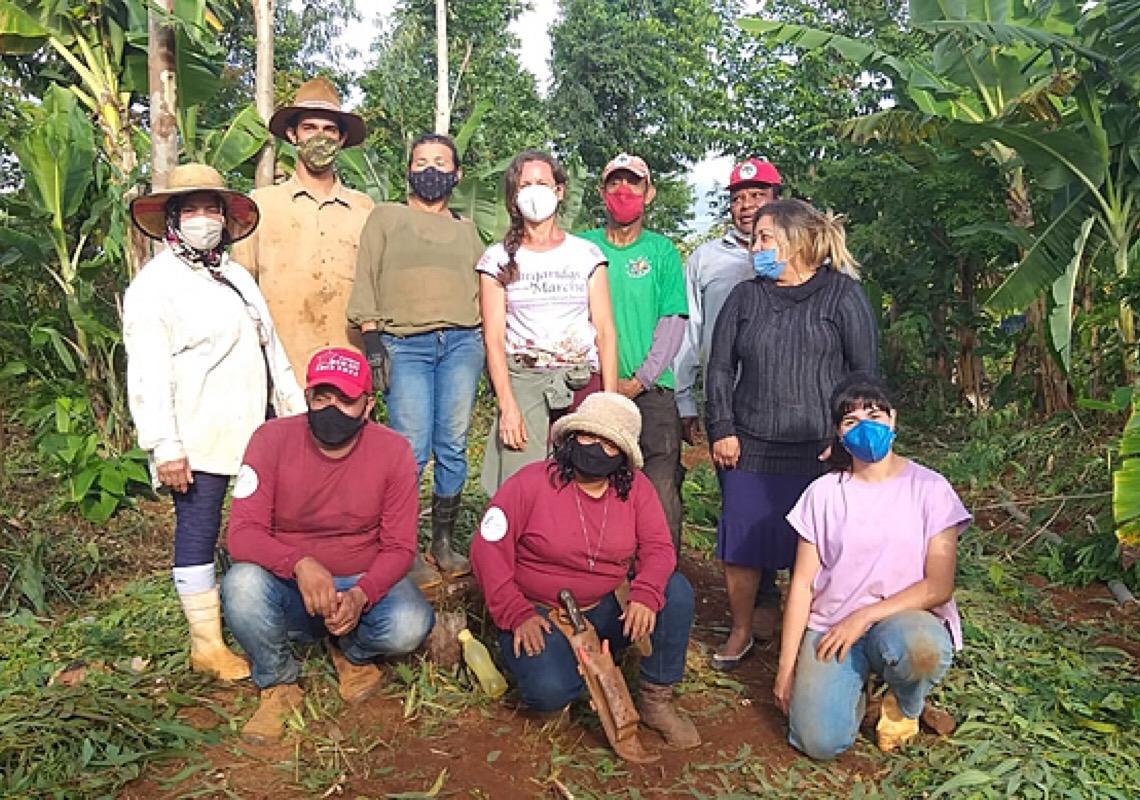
top-left (297, 135), bottom-right (342, 173)
top-left (407, 167), bottom-right (459, 202)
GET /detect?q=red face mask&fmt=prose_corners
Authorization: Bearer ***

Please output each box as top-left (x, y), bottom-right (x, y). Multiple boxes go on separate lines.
top-left (604, 185), bottom-right (646, 225)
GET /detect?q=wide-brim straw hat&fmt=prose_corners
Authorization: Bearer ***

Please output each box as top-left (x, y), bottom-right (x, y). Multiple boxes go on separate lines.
top-left (130, 163), bottom-right (259, 243)
top-left (268, 76), bottom-right (366, 147)
top-left (550, 392), bottom-right (644, 469)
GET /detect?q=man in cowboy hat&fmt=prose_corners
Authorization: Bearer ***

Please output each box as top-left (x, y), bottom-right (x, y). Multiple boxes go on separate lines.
top-left (124, 162), bottom-right (304, 683)
top-left (232, 76), bottom-right (374, 378)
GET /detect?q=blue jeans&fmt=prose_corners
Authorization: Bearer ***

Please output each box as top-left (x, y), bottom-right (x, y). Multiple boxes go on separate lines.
top-left (497, 573), bottom-right (695, 712)
top-left (172, 472), bottom-right (230, 567)
top-left (221, 562), bottom-right (435, 689)
top-left (788, 610), bottom-right (954, 760)
top-left (382, 327), bottom-right (484, 498)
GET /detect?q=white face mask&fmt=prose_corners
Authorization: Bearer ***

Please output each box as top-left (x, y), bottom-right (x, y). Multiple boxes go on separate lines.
top-left (180, 216), bottom-right (225, 251)
top-left (515, 184), bottom-right (559, 223)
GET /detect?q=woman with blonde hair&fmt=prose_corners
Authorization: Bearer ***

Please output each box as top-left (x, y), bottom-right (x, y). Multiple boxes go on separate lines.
top-left (477, 150), bottom-right (617, 495)
top-left (705, 198), bottom-right (878, 670)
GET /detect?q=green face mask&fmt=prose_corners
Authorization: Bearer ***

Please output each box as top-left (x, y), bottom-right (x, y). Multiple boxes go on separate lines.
top-left (297, 135), bottom-right (341, 173)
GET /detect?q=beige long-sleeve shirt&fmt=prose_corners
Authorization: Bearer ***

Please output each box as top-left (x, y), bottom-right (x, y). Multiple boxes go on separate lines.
top-left (232, 174), bottom-right (374, 377)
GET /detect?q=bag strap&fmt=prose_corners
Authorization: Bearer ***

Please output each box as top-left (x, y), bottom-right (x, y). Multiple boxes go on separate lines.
top-left (209, 270), bottom-right (275, 413)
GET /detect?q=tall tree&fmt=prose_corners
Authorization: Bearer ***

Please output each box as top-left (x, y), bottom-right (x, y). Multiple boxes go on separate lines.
top-left (547, 0), bottom-right (733, 232)
top-left (358, 0), bottom-right (549, 192)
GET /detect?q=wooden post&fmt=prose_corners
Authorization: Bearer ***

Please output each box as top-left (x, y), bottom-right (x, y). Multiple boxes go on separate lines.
top-left (254, 0), bottom-right (276, 188)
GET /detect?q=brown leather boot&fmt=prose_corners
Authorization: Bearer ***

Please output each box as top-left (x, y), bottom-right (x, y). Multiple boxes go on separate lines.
top-left (326, 640), bottom-right (382, 703)
top-left (427, 493), bottom-right (471, 577)
top-left (241, 683), bottom-right (304, 745)
top-left (179, 588), bottom-right (250, 681)
top-left (637, 680), bottom-right (701, 749)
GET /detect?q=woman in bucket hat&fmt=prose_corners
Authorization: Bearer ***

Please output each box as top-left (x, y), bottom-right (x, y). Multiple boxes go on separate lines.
top-left (469, 392), bottom-right (700, 751)
top-left (123, 163), bottom-right (305, 681)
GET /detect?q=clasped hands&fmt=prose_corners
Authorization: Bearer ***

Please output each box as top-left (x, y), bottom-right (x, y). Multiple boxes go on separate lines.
top-left (294, 556), bottom-right (368, 637)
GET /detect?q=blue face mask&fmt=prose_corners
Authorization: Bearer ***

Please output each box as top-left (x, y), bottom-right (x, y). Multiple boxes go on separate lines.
top-left (841, 419), bottom-right (896, 463)
top-left (752, 248), bottom-right (786, 280)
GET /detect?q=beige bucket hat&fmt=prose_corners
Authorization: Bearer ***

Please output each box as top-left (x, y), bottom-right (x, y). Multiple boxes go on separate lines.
top-left (550, 392), bottom-right (644, 469)
top-left (268, 76), bottom-right (366, 147)
top-left (129, 163), bottom-right (259, 242)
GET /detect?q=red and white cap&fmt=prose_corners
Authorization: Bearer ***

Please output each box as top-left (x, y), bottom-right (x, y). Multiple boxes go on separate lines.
top-left (305, 347), bottom-right (372, 399)
top-left (601, 152), bottom-right (652, 184)
top-left (727, 158), bottom-right (783, 191)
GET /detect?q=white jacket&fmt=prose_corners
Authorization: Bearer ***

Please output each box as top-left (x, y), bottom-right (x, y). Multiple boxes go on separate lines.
top-left (123, 248), bottom-right (306, 478)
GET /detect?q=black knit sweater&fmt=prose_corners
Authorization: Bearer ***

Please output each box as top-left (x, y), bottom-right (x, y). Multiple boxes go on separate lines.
top-left (705, 268), bottom-right (879, 475)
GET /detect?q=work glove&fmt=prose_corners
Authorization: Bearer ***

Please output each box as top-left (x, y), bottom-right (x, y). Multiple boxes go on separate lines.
top-left (361, 330), bottom-right (391, 394)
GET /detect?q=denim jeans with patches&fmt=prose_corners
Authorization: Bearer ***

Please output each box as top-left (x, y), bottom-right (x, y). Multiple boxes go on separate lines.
top-left (788, 609), bottom-right (954, 760)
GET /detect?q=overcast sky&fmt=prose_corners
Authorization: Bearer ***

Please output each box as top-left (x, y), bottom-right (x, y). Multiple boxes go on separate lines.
top-left (338, 0), bottom-right (743, 232)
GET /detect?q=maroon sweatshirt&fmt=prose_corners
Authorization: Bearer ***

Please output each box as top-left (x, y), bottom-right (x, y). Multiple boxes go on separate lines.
top-left (227, 414), bottom-right (418, 605)
top-left (471, 462), bottom-right (676, 632)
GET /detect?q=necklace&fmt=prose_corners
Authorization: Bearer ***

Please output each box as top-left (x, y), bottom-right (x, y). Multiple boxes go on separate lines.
top-left (573, 483), bottom-right (610, 571)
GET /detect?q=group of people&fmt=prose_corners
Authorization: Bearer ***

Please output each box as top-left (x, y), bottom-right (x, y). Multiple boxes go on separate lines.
top-left (122, 76), bottom-right (970, 759)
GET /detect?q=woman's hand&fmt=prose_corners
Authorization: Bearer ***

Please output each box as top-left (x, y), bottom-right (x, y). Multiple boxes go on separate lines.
top-left (711, 436), bottom-right (740, 470)
top-left (156, 458), bottom-right (193, 493)
top-left (815, 609), bottom-right (873, 663)
top-left (773, 666), bottom-right (795, 715)
top-left (621, 601), bottom-right (656, 642)
top-left (513, 614), bottom-right (552, 657)
top-left (498, 400), bottom-right (528, 451)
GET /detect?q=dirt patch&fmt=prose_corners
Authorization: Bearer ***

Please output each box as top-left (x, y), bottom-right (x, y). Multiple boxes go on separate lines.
top-left (120, 553), bottom-right (893, 799)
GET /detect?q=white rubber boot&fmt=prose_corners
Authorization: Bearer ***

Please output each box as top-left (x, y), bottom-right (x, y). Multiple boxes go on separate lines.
top-left (179, 587), bottom-right (251, 681)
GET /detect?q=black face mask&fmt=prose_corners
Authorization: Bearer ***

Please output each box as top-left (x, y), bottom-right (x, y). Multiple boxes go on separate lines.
top-left (569, 439), bottom-right (625, 479)
top-left (307, 404), bottom-right (367, 448)
top-left (407, 167), bottom-right (459, 202)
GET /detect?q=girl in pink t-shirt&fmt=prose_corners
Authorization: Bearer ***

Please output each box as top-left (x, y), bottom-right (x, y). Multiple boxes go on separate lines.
top-left (775, 374), bottom-right (971, 759)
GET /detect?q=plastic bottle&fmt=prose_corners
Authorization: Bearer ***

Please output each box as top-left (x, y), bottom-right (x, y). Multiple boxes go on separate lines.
top-left (458, 629), bottom-right (507, 699)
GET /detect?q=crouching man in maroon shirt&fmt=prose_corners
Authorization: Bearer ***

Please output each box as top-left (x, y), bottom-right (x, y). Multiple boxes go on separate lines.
top-left (222, 347), bottom-right (434, 744)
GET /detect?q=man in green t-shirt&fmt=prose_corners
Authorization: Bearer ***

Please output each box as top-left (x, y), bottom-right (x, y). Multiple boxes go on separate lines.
top-left (580, 153), bottom-right (689, 549)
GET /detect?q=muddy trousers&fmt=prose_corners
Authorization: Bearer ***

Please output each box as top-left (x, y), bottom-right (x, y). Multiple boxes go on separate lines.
top-left (788, 610), bottom-right (953, 760)
top-left (634, 389), bottom-right (683, 550)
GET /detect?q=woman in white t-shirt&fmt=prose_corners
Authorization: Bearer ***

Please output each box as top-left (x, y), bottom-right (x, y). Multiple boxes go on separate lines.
top-left (477, 150), bottom-right (618, 495)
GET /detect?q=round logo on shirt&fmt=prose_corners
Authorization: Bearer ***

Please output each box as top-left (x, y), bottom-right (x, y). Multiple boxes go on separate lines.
top-left (479, 506), bottom-right (509, 542)
top-left (232, 464), bottom-right (259, 499)
top-left (627, 257), bottom-right (652, 278)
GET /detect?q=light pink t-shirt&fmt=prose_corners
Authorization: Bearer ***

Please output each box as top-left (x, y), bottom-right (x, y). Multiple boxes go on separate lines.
top-left (476, 235), bottom-right (607, 370)
top-left (786, 460), bottom-right (971, 650)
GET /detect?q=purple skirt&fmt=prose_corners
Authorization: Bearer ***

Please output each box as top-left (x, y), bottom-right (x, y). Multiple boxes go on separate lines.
top-left (716, 469), bottom-right (815, 570)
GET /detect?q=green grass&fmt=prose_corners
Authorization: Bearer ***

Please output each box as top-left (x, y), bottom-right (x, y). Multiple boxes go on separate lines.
top-left (2, 404), bottom-right (1139, 796)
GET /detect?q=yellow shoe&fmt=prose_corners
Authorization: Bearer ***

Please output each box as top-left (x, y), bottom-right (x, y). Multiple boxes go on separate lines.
top-left (179, 588), bottom-right (250, 681)
top-left (241, 684), bottom-right (304, 745)
top-left (876, 690), bottom-right (919, 752)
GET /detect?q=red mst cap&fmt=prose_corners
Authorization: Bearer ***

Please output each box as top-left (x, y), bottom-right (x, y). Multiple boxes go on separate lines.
top-left (305, 347), bottom-right (372, 398)
top-left (728, 158), bottom-right (783, 191)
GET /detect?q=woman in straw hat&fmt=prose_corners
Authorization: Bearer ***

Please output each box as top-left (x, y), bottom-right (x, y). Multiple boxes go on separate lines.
top-left (123, 163), bottom-right (305, 681)
top-left (469, 392), bottom-right (699, 750)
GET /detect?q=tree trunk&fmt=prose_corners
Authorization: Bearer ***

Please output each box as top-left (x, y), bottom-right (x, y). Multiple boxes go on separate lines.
top-left (253, 0), bottom-right (276, 188)
top-left (1007, 168), bottom-right (1071, 413)
top-left (148, 0), bottom-right (178, 192)
top-left (434, 0), bottom-right (449, 134)
top-left (957, 257), bottom-right (985, 410)
top-left (1025, 296), bottom-right (1071, 413)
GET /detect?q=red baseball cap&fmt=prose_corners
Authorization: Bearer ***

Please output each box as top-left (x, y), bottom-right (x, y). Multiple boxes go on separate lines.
top-left (601, 152), bottom-right (652, 184)
top-left (727, 158), bottom-right (782, 191)
top-left (305, 347), bottom-right (372, 398)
